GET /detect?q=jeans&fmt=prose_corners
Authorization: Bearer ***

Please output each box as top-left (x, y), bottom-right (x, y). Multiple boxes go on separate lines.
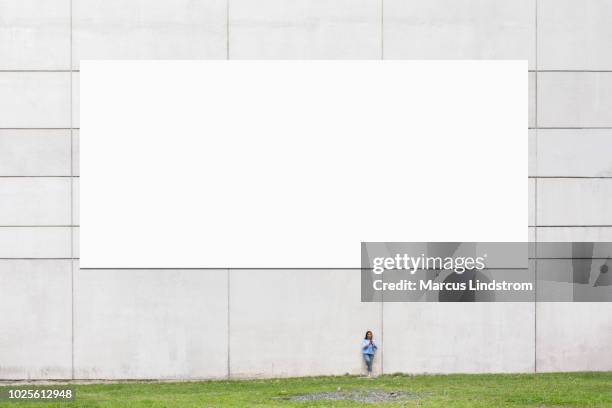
top-left (363, 353), bottom-right (374, 372)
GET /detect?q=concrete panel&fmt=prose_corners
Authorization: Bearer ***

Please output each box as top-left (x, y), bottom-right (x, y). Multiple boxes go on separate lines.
top-left (537, 129), bottom-right (612, 177)
top-left (72, 0), bottom-right (227, 69)
top-left (536, 303), bottom-right (612, 372)
top-left (383, 303), bottom-right (535, 373)
top-left (0, 130), bottom-right (71, 176)
top-left (383, 0), bottom-right (536, 68)
top-left (529, 178), bottom-right (536, 226)
top-left (0, 0), bottom-right (70, 70)
top-left (72, 130), bottom-right (79, 176)
top-left (538, 72), bottom-right (612, 128)
top-left (537, 179), bottom-right (612, 226)
top-left (72, 72), bottom-right (79, 129)
top-left (229, 269), bottom-right (382, 378)
top-left (72, 227), bottom-right (79, 258)
top-left (0, 260), bottom-right (72, 379)
top-left (74, 267), bottom-right (228, 379)
top-left (0, 227), bottom-right (71, 258)
top-left (529, 72), bottom-right (536, 128)
top-left (537, 227), bottom-right (612, 242)
top-left (0, 72), bottom-right (71, 128)
top-left (528, 130), bottom-right (536, 177)
top-left (538, 0), bottom-right (612, 70)
top-left (0, 178), bottom-right (71, 225)
top-left (229, 0), bottom-right (381, 59)
top-left (72, 177), bottom-right (79, 226)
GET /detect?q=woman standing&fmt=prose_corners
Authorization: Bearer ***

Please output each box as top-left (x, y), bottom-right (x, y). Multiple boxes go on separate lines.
top-left (362, 330), bottom-right (378, 377)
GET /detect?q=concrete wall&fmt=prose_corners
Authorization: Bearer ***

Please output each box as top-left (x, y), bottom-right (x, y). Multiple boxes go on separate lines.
top-left (2, 0), bottom-right (612, 379)
top-left (73, 268), bottom-right (229, 379)
top-left (383, 303), bottom-right (535, 374)
top-left (229, 270), bottom-right (382, 378)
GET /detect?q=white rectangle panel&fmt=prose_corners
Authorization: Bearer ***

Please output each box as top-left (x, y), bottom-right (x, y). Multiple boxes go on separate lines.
top-left (81, 61), bottom-right (526, 268)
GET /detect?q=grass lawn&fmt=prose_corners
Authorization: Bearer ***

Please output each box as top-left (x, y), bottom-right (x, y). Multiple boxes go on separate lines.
top-left (1, 372), bottom-right (612, 407)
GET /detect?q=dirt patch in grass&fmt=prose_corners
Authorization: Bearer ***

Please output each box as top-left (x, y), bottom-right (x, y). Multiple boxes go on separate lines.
top-left (290, 390), bottom-right (418, 404)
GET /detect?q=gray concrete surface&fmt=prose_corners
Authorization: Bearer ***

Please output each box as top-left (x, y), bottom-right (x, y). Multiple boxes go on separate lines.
top-left (383, 303), bottom-right (535, 373)
top-left (536, 130), bottom-right (612, 177)
top-left (1, 0), bottom-right (612, 379)
top-left (383, 0), bottom-right (536, 68)
top-left (0, 73), bottom-right (70, 128)
top-left (0, 0), bottom-right (71, 70)
top-left (538, 0), bottom-right (612, 70)
top-left (0, 227), bottom-right (71, 258)
top-left (536, 303), bottom-right (612, 372)
top-left (229, 0), bottom-right (381, 59)
top-left (538, 179), bottom-right (612, 226)
top-left (229, 270), bottom-right (382, 378)
top-left (0, 178), bottom-right (71, 225)
top-left (538, 72), bottom-right (612, 128)
top-left (0, 130), bottom-right (71, 176)
top-left (72, 0), bottom-right (227, 68)
top-left (0, 261), bottom-right (72, 379)
top-left (73, 267), bottom-right (229, 379)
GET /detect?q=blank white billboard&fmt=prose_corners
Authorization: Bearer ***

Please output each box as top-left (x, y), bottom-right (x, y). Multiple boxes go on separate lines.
top-left (80, 61), bottom-right (526, 268)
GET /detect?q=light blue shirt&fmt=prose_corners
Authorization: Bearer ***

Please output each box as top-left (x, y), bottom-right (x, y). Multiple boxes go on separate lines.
top-left (362, 339), bottom-right (378, 355)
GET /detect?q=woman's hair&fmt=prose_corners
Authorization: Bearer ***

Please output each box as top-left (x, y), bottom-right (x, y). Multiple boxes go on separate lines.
top-left (364, 330), bottom-right (373, 339)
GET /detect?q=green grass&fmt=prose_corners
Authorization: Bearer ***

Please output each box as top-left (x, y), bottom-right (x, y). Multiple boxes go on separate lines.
top-left (1, 372), bottom-right (612, 407)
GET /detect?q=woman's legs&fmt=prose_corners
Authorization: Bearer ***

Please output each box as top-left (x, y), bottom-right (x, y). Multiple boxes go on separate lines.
top-left (363, 354), bottom-right (373, 373)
